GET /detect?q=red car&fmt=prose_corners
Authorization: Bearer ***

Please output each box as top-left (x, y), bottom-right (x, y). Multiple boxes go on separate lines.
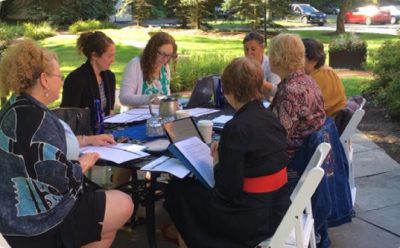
top-left (345, 6), bottom-right (391, 25)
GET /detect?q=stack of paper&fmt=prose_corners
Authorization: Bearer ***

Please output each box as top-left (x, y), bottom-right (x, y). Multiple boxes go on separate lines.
top-left (211, 115), bottom-right (233, 129)
top-left (104, 105), bottom-right (159, 124)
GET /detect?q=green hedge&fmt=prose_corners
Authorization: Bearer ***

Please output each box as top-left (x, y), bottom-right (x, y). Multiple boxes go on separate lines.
top-left (23, 22), bottom-right (56, 40)
top-left (0, 22), bottom-right (56, 41)
top-left (68, 20), bottom-right (117, 34)
top-left (366, 40), bottom-right (400, 120)
top-left (171, 51), bottom-right (236, 92)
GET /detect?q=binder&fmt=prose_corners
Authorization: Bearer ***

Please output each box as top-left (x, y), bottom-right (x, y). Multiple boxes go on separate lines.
top-left (168, 136), bottom-right (215, 189)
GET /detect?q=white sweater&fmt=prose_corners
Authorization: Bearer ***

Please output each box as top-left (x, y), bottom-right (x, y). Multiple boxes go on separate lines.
top-left (119, 57), bottom-right (171, 108)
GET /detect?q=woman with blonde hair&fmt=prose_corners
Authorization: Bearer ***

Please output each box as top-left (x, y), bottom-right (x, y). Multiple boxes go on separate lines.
top-left (0, 40), bottom-right (133, 248)
top-left (268, 33), bottom-right (326, 159)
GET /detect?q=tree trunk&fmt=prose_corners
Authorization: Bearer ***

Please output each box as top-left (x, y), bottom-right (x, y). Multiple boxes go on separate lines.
top-left (336, 0), bottom-right (352, 34)
top-left (196, 1), bottom-right (200, 29)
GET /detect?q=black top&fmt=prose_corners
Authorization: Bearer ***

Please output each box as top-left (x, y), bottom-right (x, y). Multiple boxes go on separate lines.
top-left (214, 100), bottom-right (289, 200)
top-left (164, 100), bottom-right (290, 248)
top-left (60, 60), bottom-right (116, 129)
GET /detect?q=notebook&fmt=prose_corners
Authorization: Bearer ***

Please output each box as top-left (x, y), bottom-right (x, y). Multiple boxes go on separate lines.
top-left (168, 136), bottom-right (215, 189)
top-left (162, 118), bottom-right (214, 189)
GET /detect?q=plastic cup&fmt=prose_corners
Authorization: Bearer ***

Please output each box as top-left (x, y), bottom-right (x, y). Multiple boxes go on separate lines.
top-left (197, 120), bottom-right (213, 144)
top-left (175, 109), bottom-right (191, 119)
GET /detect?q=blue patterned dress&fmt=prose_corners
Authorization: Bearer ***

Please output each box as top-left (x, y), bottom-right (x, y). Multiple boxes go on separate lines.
top-left (0, 94), bottom-right (83, 236)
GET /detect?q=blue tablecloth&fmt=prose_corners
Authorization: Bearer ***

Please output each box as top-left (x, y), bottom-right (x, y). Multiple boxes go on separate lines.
top-left (112, 123), bottom-right (166, 142)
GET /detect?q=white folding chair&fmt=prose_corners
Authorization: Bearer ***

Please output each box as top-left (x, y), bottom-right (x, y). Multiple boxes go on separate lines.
top-left (340, 97), bottom-right (366, 206)
top-left (0, 233), bottom-right (10, 248)
top-left (258, 143), bottom-right (331, 248)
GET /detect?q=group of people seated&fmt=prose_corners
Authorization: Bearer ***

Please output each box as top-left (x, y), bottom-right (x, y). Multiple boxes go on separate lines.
top-left (0, 29), bottom-right (350, 248)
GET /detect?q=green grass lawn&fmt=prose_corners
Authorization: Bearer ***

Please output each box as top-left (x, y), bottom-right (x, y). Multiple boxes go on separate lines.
top-left (341, 76), bottom-right (372, 97)
top-left (39, 34), bottom-right (141, 85)
top-left (38, 27), bottom-right (387, 99)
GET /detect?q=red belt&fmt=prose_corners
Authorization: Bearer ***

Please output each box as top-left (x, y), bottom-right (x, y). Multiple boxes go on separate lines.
top-left (243, 167), bottom-right (287, 193)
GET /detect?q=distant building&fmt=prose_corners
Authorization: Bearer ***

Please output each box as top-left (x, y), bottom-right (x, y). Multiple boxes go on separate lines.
top-left (110, 0), bottom-right (132, 22)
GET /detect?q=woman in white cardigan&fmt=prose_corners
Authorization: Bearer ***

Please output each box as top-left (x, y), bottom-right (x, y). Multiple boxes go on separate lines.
top-left (119, 32), bottom-right (177, 108)
top-left (114, 32), bottom-right (177, 187)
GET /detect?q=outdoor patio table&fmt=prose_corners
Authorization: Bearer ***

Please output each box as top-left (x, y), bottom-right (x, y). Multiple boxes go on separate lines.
top-left (106, 105), bottom-right (235, 248)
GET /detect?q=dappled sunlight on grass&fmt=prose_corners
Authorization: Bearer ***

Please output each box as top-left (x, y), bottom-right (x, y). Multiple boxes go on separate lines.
top-left (40, 35), bottom-right (142, 84)
top-left (36, 27), bottom-right (385, 95)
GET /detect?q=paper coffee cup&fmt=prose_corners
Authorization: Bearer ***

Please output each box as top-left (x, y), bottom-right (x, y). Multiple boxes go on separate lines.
top-left (197, 120), bottom-right (213, 144)
top-left (176, 109), bottom-right (191, 119)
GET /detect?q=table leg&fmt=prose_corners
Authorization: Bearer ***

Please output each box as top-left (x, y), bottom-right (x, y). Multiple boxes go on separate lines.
top-left (146, 172), bottom-right (157, 248)
top-left (130, 168), bottom-right (140, 229)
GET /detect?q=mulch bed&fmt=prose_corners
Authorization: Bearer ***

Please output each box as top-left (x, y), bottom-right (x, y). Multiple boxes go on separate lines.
top-left (358, 102), bottom-right (400, 163)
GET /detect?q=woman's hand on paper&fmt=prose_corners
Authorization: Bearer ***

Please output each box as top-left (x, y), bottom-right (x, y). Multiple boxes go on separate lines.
top-left (79, 152), bottom-right (100, 173)
top-left (210, 141), bottom-right (219, 166)
top-left (87, 134), bottom-right (116, 146)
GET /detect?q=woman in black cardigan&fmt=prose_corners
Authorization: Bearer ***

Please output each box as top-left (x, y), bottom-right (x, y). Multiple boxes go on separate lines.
top-left (61, 31), bottom-right (116, 131)
top-left (164, 57), bottom-right (290, 248)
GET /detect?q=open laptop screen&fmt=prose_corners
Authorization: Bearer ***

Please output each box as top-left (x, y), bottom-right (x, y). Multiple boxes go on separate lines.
top-left (162, 117), bottom-right (204, 143)
top-left (186, 75), bottom-right (219, 108)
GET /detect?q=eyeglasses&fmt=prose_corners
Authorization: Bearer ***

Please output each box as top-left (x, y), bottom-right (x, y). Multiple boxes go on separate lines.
top-left (47, 73), bottom-right (65, 81)
top-left (157, 50), bottom-right (176, 59)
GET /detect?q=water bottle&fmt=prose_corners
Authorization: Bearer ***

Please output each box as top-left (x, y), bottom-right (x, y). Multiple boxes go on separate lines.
top-left (93, 99), bottom-right (104, 134)
top-left (215, 78), bottom-right (225, 109)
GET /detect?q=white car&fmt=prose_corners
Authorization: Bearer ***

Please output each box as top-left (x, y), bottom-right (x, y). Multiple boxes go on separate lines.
top-left (380, 5), bottom-right (400, 24)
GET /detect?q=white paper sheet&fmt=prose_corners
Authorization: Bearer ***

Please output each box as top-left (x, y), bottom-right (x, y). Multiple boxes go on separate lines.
top-left (174, 136), bottom-right (215, 187)
top-left (187, 108), bottom-right (220, 117)
top-left (110, 143), bottom-right (147, 152)
top-left (125, 105), bottom-right (159, 115)
top-left (212, 115), bottom-right (233, 125)
top-left (104, 113), bottom-right (141, 123)
top-left (80, 145), bottom-right (150, 164)
top-left (141, 156), bottom-right (190, 179)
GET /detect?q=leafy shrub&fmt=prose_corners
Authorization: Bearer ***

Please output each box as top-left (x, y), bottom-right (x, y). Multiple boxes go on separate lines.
top-left (23, 22), bottom-right (56, 40)
top-left (329, 33), bottom-right (367, 52)
top-left (0, 22), bottom-right (55, 41)
top-left (171, 51), bottom-right (235, 92)
top-left (365, 40), bottom-right (400, 120)
top-left (0, 23), bottom-right (24, 40)
top-left (68, 20), bottom-right (117, 34)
